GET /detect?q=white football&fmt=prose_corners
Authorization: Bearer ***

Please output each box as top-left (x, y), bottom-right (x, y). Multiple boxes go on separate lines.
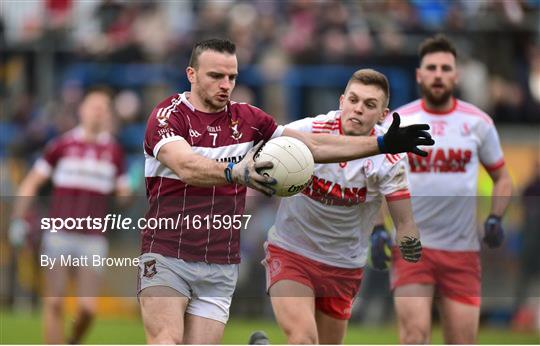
top-left (255, 136), bottom-right (315, 197)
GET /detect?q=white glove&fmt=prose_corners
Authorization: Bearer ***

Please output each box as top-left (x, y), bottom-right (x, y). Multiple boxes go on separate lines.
top-left (8, 219), bottom-right (29, 247)
top-left (231, 141), bottom-right (276, 196)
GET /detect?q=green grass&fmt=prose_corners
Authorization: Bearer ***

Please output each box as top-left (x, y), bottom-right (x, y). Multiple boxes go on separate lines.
top-left (1, 310), bottom-right (538, 344)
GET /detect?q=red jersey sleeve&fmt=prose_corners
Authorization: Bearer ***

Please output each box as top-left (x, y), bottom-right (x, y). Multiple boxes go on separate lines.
top-left (247, 104), bottom-right (283, 142)
top-left (144, 94), bottom-right (188, 158)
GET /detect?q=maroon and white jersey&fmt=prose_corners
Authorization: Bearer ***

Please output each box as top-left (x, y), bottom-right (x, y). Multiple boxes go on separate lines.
top-left (268, 111), bottom-right (410, 268)
top-left (34, 127), bottom-right (127, 235)
top-left (142, 92), bottom-right (283, 264)
top-left (385, 98), bottom-right (505, 251)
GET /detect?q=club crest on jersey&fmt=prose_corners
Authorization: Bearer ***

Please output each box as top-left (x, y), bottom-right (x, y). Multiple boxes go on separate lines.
top-left (431, 120), bottom-right (447, 136)
top-left (230, 120), bottom-right (243, 140)
top-left (460, 122), bottom-right (471, 136)
top-left (156, 108), bottom-right (171, 128)
top-left (363, 159), bottom-right (373, 174)
top-left (143, 259), bottom-right (157, 278)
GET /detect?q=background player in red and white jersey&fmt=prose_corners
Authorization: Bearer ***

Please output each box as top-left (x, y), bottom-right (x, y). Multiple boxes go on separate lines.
top-left (8, 87), bottom-right (130, 344)
top-left (263, 69), bottom-right (422, 344)
top-left (382, 35), bottom-right (513, 344)
top-left (138, 39), bottom-right (434, 344)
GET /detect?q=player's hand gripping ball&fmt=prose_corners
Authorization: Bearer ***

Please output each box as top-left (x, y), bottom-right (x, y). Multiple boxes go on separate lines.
top-left (255, 137), bottom-right (314, 197)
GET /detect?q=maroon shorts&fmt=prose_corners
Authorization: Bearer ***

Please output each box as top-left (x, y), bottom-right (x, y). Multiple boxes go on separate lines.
top-left (263, 244), bottom-right (363, 320)
top-left (391, 247), bottom-right (481, 306)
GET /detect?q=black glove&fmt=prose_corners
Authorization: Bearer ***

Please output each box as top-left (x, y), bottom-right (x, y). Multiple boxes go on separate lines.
top-left (483, 214), bottom-right (504, 248)
top-left (378, 112), bottom-right (434, 157)
top-left (369, 225), bottom-right (392, 271)
top-left (398, 236), bottom-right (422, 263)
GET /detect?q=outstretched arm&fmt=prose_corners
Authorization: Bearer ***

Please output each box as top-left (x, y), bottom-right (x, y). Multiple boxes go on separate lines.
top-left (283, 113), bottom-right (433, 163)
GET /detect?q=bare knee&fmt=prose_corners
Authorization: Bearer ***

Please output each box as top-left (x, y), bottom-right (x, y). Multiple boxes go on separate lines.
top-left (288, 333), bottom-right (318, 344)
top-left (139, 293), bottom-right (186, 345)
top-left (44, 297), bottom-right (64, 315)
top-left (284, 326), bottom-right (318, 344)
top-left (150, 330), bottom-right (182, 345)
top-left (446, 335), bottom-right (475, 344)
top-left (445, 329), bottom-right (476, 344)
top-left (78, 300), bottom-right (97, 319)
top-left (142, 315), bottom-right (183, 345)
top-left (400, 324), bottom-right (430, 344)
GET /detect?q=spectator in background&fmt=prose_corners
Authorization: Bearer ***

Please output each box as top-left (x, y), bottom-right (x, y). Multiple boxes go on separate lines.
top-left (524, 42), bottom-right (540, 123)
top-left (132, 2), bottom-right (171, 63)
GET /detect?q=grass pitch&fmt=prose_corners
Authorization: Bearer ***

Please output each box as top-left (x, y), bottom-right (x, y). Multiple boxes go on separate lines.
top-left (1, 310), bottom-right (538, 344)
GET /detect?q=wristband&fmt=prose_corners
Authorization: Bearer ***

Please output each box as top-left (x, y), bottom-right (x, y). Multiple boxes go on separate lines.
top-left (224, 162), bottom-right (235, 184)
top-left (377, 136), bottom-right (386, 153)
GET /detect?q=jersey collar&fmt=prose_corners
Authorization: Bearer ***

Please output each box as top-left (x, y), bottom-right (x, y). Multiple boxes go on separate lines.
top-left (180, 92), bottom-right (228, 114)
top-left (73, 127), bottom-right (111, 144)
top-left (421, 97), bottom-right (457, 115)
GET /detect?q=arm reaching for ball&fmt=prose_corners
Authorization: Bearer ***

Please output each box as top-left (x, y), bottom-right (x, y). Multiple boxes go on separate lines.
top-left (283, 113), bottom-right (434, 163)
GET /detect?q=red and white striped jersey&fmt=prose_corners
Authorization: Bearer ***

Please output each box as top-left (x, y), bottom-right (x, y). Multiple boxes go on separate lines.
top-left (268, 111), bottom-right (410, 268)
top-left (386, 98), bottom-right (505, 251)
top-left (34, 127), bottom-right (127, 235)
top-left (142, 92), bottom-right (283, 264)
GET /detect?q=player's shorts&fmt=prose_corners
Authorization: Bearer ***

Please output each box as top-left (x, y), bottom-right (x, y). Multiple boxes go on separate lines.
top-left (390, 247), bottom-right (481, 306)
top-left (137, 252), bottom-right (238, 324)
top-left (262, 243), bottom-right (363, 320)
top-left (41, 231), bottom-right (108, 272)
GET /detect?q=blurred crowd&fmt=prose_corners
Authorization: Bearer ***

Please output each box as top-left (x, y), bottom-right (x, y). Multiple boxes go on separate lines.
top-left (2, 1), bottom-right (539, 165)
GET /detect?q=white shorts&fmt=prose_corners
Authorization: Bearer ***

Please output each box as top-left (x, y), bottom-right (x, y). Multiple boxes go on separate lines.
top-left (137, 253), bottom-right (239, 324)
top-left (41, 231), bottom-right (108, 272)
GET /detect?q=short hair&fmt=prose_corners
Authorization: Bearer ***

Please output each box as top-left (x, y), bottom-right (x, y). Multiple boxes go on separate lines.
top-left (188, 38), bottom-right (236, 69)
top-left (345, 69), bottom-right (390, 108)
top-left (418, 34), bottom-right (457, 62)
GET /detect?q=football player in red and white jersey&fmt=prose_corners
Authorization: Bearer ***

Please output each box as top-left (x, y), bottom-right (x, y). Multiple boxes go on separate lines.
top-left (138, 38), bottom-right (434, 344)
top-left (384, 35), bottom-right (513, 344)
top-left (263, 69), bottom-right (422, 344)
top-left (8, 87), bottom-right (130, 344)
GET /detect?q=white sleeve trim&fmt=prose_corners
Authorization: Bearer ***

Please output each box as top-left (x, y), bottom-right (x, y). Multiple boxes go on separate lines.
top-left (153, 136), bottom-right (186, 158)
top-left (33, 158), bottom-right (52, 178)
top-left (271, 125), bottom-right (285, 139)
